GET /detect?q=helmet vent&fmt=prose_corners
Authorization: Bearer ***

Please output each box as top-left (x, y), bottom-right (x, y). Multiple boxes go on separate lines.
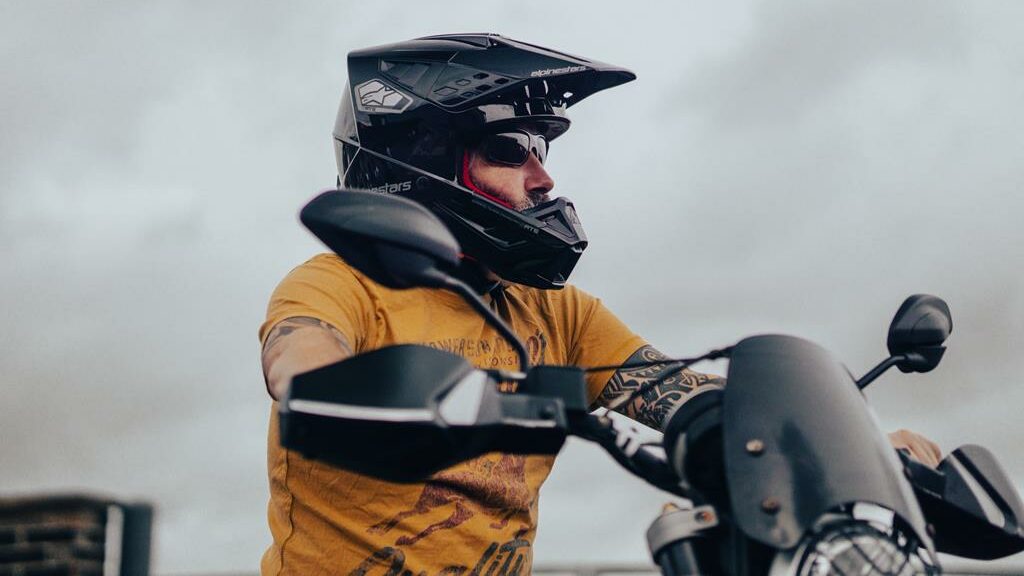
top-left (418, 34), bottom-right (496, 48)
top-left (430, 68), bottom-right (512, 107)
top-left (381, 60), bottom-right (431, 88)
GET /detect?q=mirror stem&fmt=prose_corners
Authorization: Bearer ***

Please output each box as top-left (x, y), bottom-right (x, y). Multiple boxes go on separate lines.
top-left (438, 275), bottom-right (530, 376)
top-left (856, 355), bottom-right (906, 390)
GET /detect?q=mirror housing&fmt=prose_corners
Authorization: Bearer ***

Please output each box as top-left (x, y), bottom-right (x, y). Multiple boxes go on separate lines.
top-left (887, 294), bottom-right (952, 373)
top-left (300, 189), bottom-right (461, 289)
top-left (857, 294), bottom-right (953, 389)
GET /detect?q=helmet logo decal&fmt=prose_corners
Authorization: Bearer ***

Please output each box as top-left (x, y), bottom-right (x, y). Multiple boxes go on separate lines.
top-left (367, 180), bottom-right (412, 194)
top-left (530, 65), bottom-right (588, 78)
top-left (354, 79), bottom-right (413, 114)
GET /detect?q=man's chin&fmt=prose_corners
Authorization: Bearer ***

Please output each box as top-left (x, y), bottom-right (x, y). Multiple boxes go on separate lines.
top-left (517, 195), bottom-right (551, 212)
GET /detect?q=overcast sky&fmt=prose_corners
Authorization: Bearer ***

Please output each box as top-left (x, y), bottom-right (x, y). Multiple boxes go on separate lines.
top-left (2, 1), bottom-right (1023, 573)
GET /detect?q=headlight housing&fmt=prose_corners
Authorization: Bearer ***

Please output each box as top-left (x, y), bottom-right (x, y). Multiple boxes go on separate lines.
top-left (797, 521), bottom-right (933, 576)
top-left (771, 504), bottom-right (938, 576)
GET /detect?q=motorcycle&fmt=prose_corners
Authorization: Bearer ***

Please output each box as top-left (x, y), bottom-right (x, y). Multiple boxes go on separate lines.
top-left (277, 189), bottom-right (1024, 575)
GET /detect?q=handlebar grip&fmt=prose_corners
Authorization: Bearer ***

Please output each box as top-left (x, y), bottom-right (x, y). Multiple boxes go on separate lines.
top-left (897, 448), bottom-right (945, 497)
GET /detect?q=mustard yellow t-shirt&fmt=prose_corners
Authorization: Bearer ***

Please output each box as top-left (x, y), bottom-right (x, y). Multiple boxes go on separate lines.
top-left (259, 254), bottom-right (646, 576)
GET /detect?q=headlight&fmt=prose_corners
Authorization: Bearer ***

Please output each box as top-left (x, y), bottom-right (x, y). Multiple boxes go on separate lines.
top-left (796, 520), bottom-right (935, 576)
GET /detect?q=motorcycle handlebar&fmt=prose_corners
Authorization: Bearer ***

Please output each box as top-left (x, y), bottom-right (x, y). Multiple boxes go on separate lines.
top-left (571, 413), bottom-right (686, 498)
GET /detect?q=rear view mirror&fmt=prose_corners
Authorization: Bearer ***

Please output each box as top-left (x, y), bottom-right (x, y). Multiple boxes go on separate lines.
top-left (300, 189), bottom-right (461, 289)
top-left (887, 294), bottom-right (952, 373)
top-left (857, 294), bottom-right (953, 389)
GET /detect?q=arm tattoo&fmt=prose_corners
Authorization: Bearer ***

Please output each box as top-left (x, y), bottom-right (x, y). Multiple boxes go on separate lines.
top-left (261, 316), bottom-right (353, 375)
top-left (597, 345), bottom-right (726, 430)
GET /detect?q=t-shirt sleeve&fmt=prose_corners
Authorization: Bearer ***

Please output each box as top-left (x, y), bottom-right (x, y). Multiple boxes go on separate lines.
top-left (258, 254), bottom-right (376, 353)
top-left (564, 287), bottom-right (647, 406)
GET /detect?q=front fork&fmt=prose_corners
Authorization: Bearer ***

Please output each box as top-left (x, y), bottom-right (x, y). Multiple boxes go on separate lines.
top-left (647, 503), bottom-right (721, 576)
top-left (647, 503), bottom-right (775, 576)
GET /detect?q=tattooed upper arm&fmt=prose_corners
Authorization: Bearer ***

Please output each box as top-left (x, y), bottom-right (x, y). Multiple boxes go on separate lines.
top-left (596, 345), bottom-right (726, 430)
top-left (261, 316), bottom-right (354, 400)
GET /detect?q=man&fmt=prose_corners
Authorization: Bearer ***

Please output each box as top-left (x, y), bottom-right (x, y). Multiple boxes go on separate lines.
top-left (260, 34), bottom-right (940, 575)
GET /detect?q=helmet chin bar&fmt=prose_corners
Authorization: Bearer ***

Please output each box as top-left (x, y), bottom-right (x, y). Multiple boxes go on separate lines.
top-left (433, 195), bottom-right (588, 290)
top-left (338, 140), bottom-right (588, 290)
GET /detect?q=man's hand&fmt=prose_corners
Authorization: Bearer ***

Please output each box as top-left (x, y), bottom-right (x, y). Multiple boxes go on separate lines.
top-left (888, 429), bottom-right (942, 468)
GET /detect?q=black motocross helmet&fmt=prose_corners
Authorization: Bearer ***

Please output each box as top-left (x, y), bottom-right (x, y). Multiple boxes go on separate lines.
top-left (334, 33), bottom-right (635, 289)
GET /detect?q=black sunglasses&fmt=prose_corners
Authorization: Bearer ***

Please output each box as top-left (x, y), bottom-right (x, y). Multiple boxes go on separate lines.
top-left (478, 131), bottom-right (548, 167)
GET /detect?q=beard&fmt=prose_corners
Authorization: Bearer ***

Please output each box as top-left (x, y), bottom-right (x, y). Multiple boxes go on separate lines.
top-left (522, 190), bottom-right (551, 211)
top-left (475, 179), bottom-right (551, 211)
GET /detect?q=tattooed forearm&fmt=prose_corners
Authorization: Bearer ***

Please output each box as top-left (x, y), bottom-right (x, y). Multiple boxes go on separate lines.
top-left (597, 345), bottom-right (726, 430)
top-left (261, 316), bottom-right (354, 399)
top-left (263, 317), bottom-right (352, 357)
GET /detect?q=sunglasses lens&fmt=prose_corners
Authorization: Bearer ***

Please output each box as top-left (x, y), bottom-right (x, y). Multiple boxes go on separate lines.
top-left (481, 132), bottom-right (547, 166)
top-left (535, 137), bottom-right (547, 164)
top-left (482, 133), bottom-right (530, 166)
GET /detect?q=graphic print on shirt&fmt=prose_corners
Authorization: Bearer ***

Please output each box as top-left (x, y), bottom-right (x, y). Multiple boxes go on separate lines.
top-left (423, 329), bottom-right (548, 368)
top-left (349, 535), bottom-right (532, 576)
top-left (368, 454), bottom-right (532, 545)
top-left (352, 454), bottom-right (535, 576)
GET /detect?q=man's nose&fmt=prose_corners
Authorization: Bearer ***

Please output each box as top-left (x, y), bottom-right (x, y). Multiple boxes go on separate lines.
top-left (523, 154), bottom-right (554, 194)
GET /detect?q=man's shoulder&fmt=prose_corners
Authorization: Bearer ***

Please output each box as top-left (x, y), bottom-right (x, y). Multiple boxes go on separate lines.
top-left (272, 253), bottom-right (380, 301)
top-left (282, 253), bottom-right (463, 306)
top-left (298, 252), bottom-right (355, 272)
top-left (508, 282), bottom-right (600, 310)
top-left (284, 253), bottom-right (369, 283)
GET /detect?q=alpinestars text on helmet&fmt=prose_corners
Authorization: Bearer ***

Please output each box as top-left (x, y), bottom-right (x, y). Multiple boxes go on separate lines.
top-left (367, 181), bottom-right (412, 194)
top-left (530, 65), bottom-right (587, 78)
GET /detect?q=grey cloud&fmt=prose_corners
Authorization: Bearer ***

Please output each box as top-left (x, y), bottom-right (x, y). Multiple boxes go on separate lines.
top-left (676, 0), bottom-right (969, 128)
top-left (4, 1), bottom-right (1024, 573)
